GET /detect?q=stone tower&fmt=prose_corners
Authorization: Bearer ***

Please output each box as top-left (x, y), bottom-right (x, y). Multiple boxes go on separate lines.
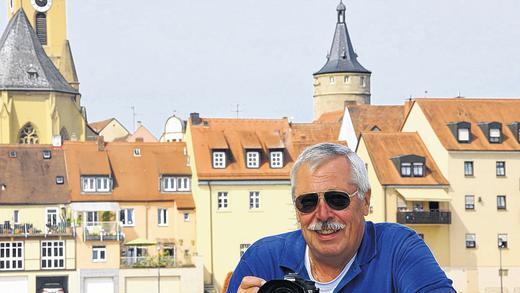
top-left (313, 1), bottom-right (371, 120)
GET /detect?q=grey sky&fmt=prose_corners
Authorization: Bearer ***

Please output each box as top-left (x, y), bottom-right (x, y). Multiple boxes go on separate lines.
top-left (1, 1), bottom-right (519, 137)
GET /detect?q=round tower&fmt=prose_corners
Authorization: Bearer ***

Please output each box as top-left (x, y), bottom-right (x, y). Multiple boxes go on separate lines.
top-left (313, 1), bottom-right (371, 120)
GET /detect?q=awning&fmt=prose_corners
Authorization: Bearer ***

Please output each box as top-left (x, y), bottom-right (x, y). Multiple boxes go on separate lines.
top-left (125, 238), bottom-right (157, 246)
top-left (70, 202), bottom-right (120, 212)
top-left (396, 188), bottom-right (451, 202)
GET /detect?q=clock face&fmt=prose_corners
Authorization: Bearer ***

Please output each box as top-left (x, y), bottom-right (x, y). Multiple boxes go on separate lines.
top-left (31, 0), bottom-right (52, 12)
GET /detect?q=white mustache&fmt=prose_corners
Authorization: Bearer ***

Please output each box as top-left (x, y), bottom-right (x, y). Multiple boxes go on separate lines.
top-left (307, 219), bottom-right (346, 231)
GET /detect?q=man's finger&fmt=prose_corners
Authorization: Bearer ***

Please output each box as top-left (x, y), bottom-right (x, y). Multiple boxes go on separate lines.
top-left (239, 276), bottom-right (266, 289)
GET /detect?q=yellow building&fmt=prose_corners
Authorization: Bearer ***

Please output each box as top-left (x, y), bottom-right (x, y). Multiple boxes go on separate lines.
top-left (0, 1), bottom-right (88, 144)
top-left (313, 2), bottom-right (371, 120)
top-left (0, 145), bottom-right (77, 292)
top-left (352, 98), bottom-right (520, 293)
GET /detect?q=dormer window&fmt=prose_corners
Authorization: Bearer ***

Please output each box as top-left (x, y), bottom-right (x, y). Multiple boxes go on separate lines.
top-left (8, 151), bottom-right (16, 158)
top-left (458, 127), bottom-right (470, 143)
top-left (42, 150), bottom-right (51, 159)
top-left (478, 122), bottom-right (502, 144)
top-left (448, 122), bottom-right (471, 143)
top-left (212, 151), bottom-right (226, 169)
top-left (161, 176), bottom-right (191, 192)
top-left (246, 151), bottom-right (260, 168)
top-left (489, 128), bottom-right (501, 143)
top-left (81, 176), bottom-right (112, 193)
top-left (269, 151), bottom-right (284, 168)
top-left (393, 155), bottom-right (426, 178)
top-left (509, 122), bottom-right (520, 143)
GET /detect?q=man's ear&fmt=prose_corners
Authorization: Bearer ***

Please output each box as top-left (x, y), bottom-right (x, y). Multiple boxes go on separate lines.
top-left (362, 189), bottom-right (371, 216)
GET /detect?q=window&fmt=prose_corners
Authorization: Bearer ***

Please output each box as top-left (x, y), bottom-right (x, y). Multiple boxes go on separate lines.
top-left (240, 244), bottom-right (251, 257)
top-left (8, 151), bottom-right (16, 158)
top-left (249, 191), bottom-right (260, 209)
top-left (412, 162), bottom-right (424, 177)
top-left (344, 76), bottom-right (350, 83)
top-left (246, 151), bottom-right (260, 168)
top-left (158, 208), bottom-right (168, 226)
top-left (42, 150), bottom-right (51, 159)
top-left (496, 161), bottom-right (506, 177)
top-left (119, 209), bottom-right (135, 226)
top-left (133, 148), bottom-right (141, 157)
top-left (212, 151), bottom-right (226, 169)
top-left (56, 176), bottom-right (64, 184)
top-left (41, 241), bottom-right (65, 269)
top-left (329, 76), bottom-right (335, 84)
top-left (269, 151), bottom-right (284, 168)
top-left (498, 234), bottom-right (508, 248)
top-left (489, 128), bottom-right (501, 143)
top-left (0, 242), bottom-right (23, 270)
top-left (465, 195), bottom-right (475, 210)
top-left (35, 12), bottom-right (47, 45)
top-left (183, 213), bottom-right (190, 222)
top-left (13, 210), bottom-right (19, 224)
top-left (46, 208), bottom-right (58, 226)
top-left (92, 246), bottom-right (106, 262)
top-left (464, 161), bottom-right (474, 176)
top-left (161, 176), bottom-right (190, 192)
top-left (19, 123), bottom-right (39, 144)
top-left (217, 192), bottom-right (228, 210)
top-left (361, 76), bottom-right (367, 87)
top-left (497, 195), bottom-right (506, 210)
top-left (400, 163), bottom-right (411, 177)
top-left (86, 211), bottom-right (98, 224)
top-left (457, 127), bottom-right (470, 143)
top-left (465, 234), bottom-right (476, 248)
top-left (81, 176), bottom-right (112, 193)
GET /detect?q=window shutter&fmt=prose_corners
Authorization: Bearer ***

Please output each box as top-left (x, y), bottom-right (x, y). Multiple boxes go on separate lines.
top-left (35, 13), bottom-right (47, 45)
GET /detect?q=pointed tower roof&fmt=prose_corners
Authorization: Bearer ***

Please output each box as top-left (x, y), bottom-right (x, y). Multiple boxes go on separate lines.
top-left (0, 9), bottom-right (78, 94)
top-left (314, 1), bottom-right (370, 75)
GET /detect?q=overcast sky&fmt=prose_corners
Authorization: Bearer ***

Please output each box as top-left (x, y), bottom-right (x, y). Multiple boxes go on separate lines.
top-left (1, 0), bottom-right (519, 137)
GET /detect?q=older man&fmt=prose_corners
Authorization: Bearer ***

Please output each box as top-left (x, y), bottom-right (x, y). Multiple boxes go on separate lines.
top-left (227, 143), bottom-right (455, 293)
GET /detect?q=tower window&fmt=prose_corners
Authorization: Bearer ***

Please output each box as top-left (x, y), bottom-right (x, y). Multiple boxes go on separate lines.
top-left (35, 13), bottom-right (47, 45)
top-left (329, 76), bottom-right (335, 84)
top-left (360, 76), bottom-right (367, 87)
top-left (344, 76), bottom-right (350, 83)
top-left (19, 123), bottom-right (39, 144)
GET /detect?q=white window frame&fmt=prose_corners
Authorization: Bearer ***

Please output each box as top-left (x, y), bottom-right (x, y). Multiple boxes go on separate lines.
top-left (458, 128), bottom-right (470, 142)
top-left (0, 241), bottom-right (23, 271)
top-left (217, 192), bottom-right (228, 210)
top-left (412, 162), bottom-right (424, 177)
top-left (92, 246), bottom-right (107, 262)
top-left (162, 176), bottom-right (176, 192)
top-left (246, 151), bottom-right (260, 168)
top-left (82, 177), bottom-right (96, 192)
top-left (269, 151), bottom-right (283, 168)
top-left (489, 128), bottom-right (501, 143)
top-left (177, 177), bottom-right (190, 191)
top-left (465, 233), bottom-right (476, 248)
top-left (400, 163), bottom-right (411, 177)
top-left (497, 195), bottom-right (506, 210)
top-left (133, 148), bottom-right (141, 157)
top-left (496, 161), bottom-right (506, 177)
top-left (464, 161), bottom-right (474, 176)
top-left (81, 176), bottom-right (112, 193)
top-left (86, 211), bottom-right (99, 224)
top-left (158, 208), bottom-right (168, 226)
top-left (465, 195), bottom-right (475, 210)
top-left (498, 234), bottom-right (508, 248)
top-left (45, 207), bottom-right (59, 226)
top-left (212, 151), bottom-right (226, 169)
top-left (120, 208), bottom-right (135, 226)
top-left (41, 240), bottom-right (65, 269)
top-left (249, 191), bottom-right (260, 210)
top-left (96, 177), bottom-right (110, 192)
top-left (183, 212), bottom-right (190, 222)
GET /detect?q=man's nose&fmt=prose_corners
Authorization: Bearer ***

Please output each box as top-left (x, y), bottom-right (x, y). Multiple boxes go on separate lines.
top-left (315, 196), bottom-right (333, 220)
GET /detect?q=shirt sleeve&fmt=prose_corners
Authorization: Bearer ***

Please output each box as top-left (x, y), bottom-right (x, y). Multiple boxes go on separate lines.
top-left (393, 231), bottom-right (456, 293)
top-left (226, 259), bottom-right (255, 293)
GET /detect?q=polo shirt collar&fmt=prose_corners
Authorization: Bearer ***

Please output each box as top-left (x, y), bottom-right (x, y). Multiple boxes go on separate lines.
top-left (278, 221), bottom-right (377, 277)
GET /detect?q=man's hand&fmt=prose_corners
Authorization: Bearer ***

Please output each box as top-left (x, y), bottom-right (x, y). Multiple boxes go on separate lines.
top-left (237, 276), bottom-right (266, 293)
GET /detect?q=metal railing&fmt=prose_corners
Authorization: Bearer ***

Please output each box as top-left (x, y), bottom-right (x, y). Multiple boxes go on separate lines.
top-left (396, 211), bottom-right (451, 224)
top-left (120, 255), bottom-right (194, 268)
top-left (0, 222), bottom-right (75, 237)
top-left (83, 221), bottom-right (122, 241)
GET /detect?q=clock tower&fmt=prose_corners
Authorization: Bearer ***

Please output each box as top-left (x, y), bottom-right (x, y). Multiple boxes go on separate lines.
top-left (7, 0), bottom-right (79, 89)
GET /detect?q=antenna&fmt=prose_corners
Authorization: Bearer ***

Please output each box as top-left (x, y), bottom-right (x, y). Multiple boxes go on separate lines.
top-left (131, 106), bottom-right (136, 132)
top-left (233, 104), bottom-right (242, 119)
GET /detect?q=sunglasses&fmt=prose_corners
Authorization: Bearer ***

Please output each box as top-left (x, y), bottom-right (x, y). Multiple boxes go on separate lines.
top-left (295, 190), bottom-right (359, 213)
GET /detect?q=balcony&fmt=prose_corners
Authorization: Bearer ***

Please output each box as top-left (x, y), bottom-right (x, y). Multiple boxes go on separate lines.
top-left (0, 222), bottom-right (75, 238)
top-left (397, 211), bottom-right (451, 225)
top-left (120, 255), bottom-right (192, 269)
top-left (83, 221), bottom-right (123, 241)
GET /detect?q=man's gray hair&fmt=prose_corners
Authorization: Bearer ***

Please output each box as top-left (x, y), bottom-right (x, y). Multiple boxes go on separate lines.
top-left (290, 143), bottom-right (370, 200)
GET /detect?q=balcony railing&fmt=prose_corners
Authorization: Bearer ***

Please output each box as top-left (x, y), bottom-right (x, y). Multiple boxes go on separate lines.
top-left (120, 255), bottom-right (191, 269)
top-left (0, 222), bottom-right (75, 237)
top-left (396, 211), bottom-right (451, 225)
top-left (83, 221), bottom-right (123, 241)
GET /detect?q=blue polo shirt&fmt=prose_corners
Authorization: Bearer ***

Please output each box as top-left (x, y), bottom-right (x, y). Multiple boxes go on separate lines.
top-left (227, 222), bottom-right (455, 293)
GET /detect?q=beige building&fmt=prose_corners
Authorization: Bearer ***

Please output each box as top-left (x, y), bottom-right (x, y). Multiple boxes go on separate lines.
top-left (313, 2), bottom-right (371, 120)
top-left (89, 118), bottom-right (131, 142)
top-left (353, 98), bottom-right (520, 293)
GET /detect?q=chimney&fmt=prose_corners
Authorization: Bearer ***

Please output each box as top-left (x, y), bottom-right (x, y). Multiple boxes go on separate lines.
top-left (97, 135), bottom-right (105, 151)
top-left (135, 137), bottom-right (144, 142)
top-left (190, 113), bottom-right (202, 125)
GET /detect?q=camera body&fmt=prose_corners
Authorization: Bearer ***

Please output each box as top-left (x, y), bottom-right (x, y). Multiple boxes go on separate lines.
top-left (258, 273), bottom-right (319, 293)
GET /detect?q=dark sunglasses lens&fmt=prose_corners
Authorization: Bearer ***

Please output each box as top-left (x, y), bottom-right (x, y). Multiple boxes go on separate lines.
top-left (324, 191), bottom-right (351, 210)
top-left (296, 194), bottom-right (319, 213)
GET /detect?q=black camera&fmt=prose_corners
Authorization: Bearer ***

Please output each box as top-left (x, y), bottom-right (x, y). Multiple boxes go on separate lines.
top-left (258, 273), bottom-right (319, 293)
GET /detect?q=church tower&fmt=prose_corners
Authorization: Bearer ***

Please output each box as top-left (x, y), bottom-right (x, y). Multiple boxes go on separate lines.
top-left (313, 1), bottom-right (371, 120)
top-left (7, 0), bottom-right (79, 89)
top-left (0, 5), bottom-right (87, 144)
